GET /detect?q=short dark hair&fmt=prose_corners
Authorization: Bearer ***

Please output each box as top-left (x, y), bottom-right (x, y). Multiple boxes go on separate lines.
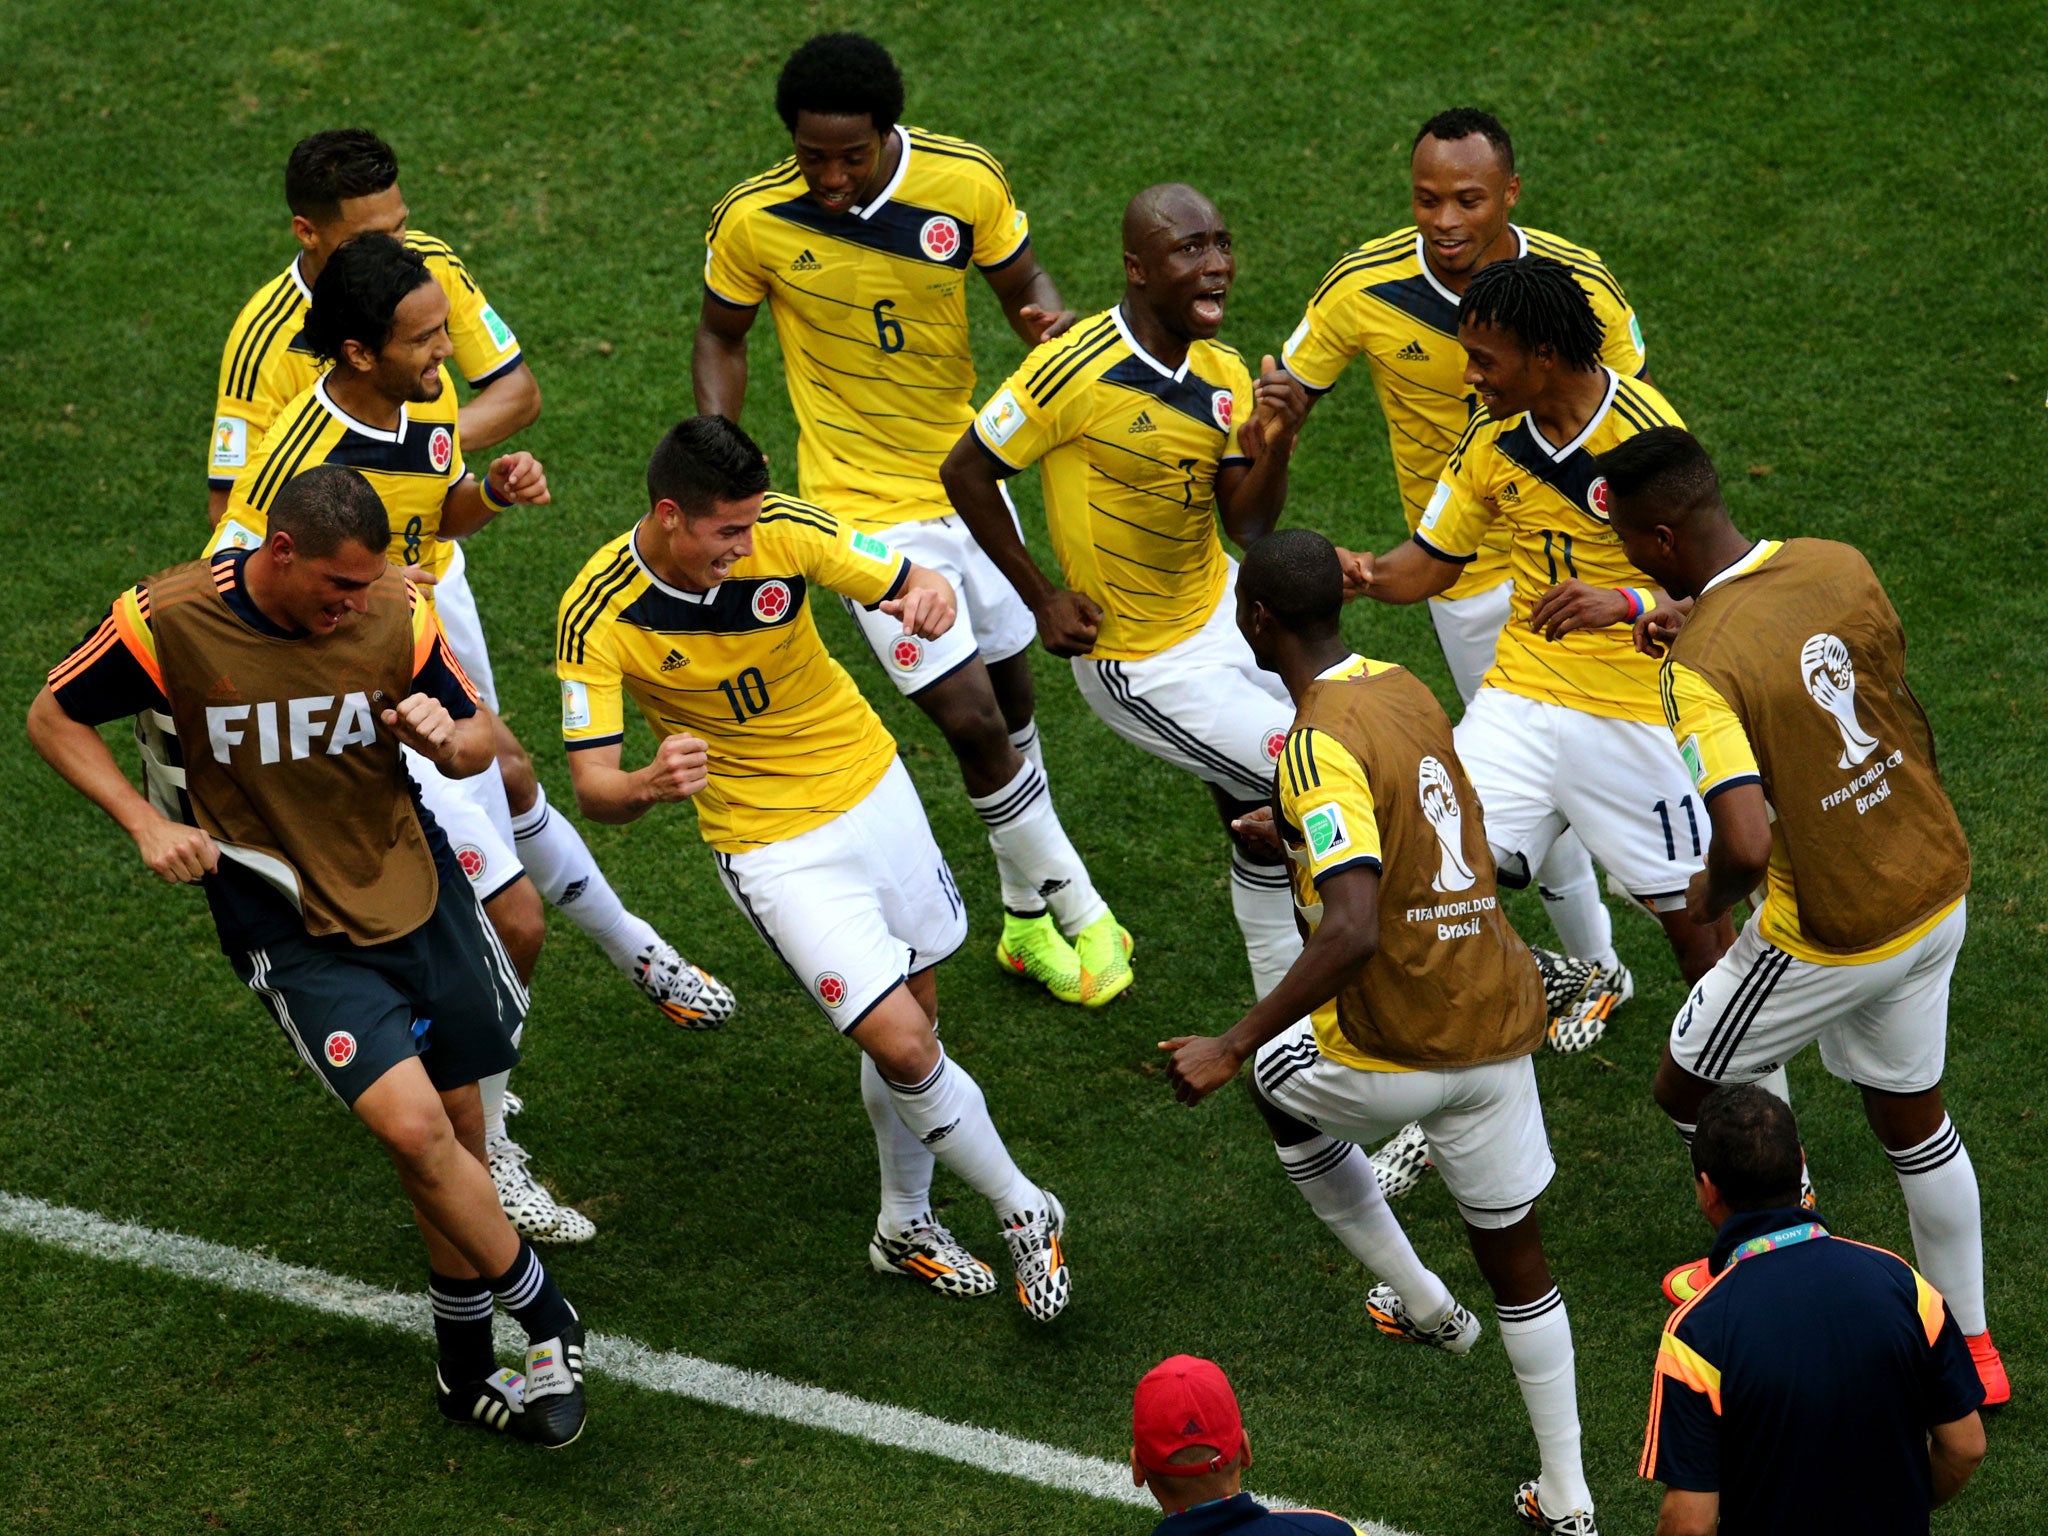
top-left (285, 129), bottom-right (399, 221)
top-left (1595, 427), bottom-right (1723, 527)
top-left (648, 416), bottom-right (772, 515)
top-left (303, 233), bottom-right (434, 366)
top-left (268, 465), bottom-right (390, 559)
top-left (1460, 255), bottom-right (1604, 373)
top-left (1239, 529), bottom-right (1344, 639)
top-left (1692, 1085), bottom-right (1804, 1211)
top-left (1413, 108), bottom-right (1514, 173)
top-left (775, 33), bottom-right (904, 135)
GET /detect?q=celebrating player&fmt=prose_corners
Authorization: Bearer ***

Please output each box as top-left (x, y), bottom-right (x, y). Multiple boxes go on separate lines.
top-left (1281, 108), bottom-right (1650, 1040)
top-left (694, 34), bottom-right (1129, 1007)
top-left (1354, 257), bottom-right (1733, 1023)
top-left (29, 467), bottom-right (588, 1448)
top-left (1600, 427), bottom-right (2005, 1408)
top-left (557, 417), bottom-right (1072, 1321)
top-left (943, 183), bottom-right (1316, 1003)
top-left (209, 131), bottom-right (716, 1073)
top-left (1159, 530), bottom-right (1598, 1536)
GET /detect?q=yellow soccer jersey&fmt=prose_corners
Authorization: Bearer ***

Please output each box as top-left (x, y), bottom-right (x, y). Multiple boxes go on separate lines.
top-left (1659, 542), bottom-right (1960, 966)
top-left (208, 230), bottom-right (522, 490)
top-left (208, 373), bottom-right (469, 583)
top-left (1415, 369), bottom-right (1678, 722)
top-left (1283, 225), bottom-right (1647, 602)
top-left (704, 127), bottom-right (1032, 527)
top-left (1274, 657), bottom-right (1410, 1074)
top-left (555, 496), bottom-right (911, 852)
top-left (970, 305), bottom-right (1253, 661)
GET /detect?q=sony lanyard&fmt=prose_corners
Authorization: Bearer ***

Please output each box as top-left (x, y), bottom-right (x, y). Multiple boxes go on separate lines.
top-left (1725, 1220), bottom-right (1828, 1269)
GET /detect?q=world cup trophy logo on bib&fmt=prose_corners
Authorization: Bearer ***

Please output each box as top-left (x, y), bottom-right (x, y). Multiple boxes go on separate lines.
top-left (1799, 633), bottom-right (1881, 770)
top-left (1417, 754), bottom-right (1477, 893)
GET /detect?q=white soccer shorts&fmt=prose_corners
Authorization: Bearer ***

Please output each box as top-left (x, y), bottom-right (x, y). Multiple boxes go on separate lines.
top-left (1454, 686), bottom-right (1705, 903)
top-left (1254, 1019), bottom-right (1555, 1226)
top-left (1427, 580), bottom-right (1513, 708)
top-left (1071, 561), bottom-right (1293, 804)
top-left (713, 757), bottom-right (969, 1031)
top-left (839, 497), bottom-right (1038, 697)
top-left (433, 542), bottom-right (500, 713)
top-left (407, 746), bottom-right (523, 903)
top-left (1668, 899), bottom-right (1966, 1095)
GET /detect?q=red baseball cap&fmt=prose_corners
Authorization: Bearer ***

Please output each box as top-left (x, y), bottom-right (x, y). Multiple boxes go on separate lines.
top-left (1133, 1355), bottom-right (1246, 1477)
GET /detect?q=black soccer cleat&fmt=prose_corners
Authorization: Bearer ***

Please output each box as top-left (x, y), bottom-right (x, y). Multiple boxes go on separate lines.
top-left (512, 1321), bottom-right (587, 1448)
top-left (437, 1366), bottom-right (524, 1434)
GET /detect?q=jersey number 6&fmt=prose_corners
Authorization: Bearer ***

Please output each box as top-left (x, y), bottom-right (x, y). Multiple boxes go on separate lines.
top-left (716, 666), bottom-right (772, 723)
top-left (872, 299), bottom-right (905, 354)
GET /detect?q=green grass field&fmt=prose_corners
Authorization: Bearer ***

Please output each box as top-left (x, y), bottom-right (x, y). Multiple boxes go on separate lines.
top-left (4, 3), bottom-right (2044, 1531)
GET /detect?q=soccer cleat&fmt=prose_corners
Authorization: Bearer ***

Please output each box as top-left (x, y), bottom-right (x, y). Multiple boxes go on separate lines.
top-left (1533, 948), bottom-right (1598, 1016)
top-left (1002, 1189), bottom-right (1071, 1322)
top-left (1367, 1283), bottom-right (1482, 1355)
top-left (868, 1214), bottom-right (998, 1298)
top-left (1967, 1330), bottom-right (2010, 1410)
top-left (502, 1089), bottom-right (524, 1118)
top-left (1074, 912), bottom-right (1135, 1009)
top-left (437, 1365), bottom-right (524, 1434)
top-left (1514, 1480), bottom-right (1598, 1534)
top-left (1661, 1257), bottom-right (1711, 1307)
top-left (1369, 1121), bottom-right (1434, 1200)
top-left (995, 912), bottom-right (1084, 1004)
top-left (1546, 957), bottom-right (1634, 1054)
top-left (634, 938), bottom-right (735, 1030)
top-left (489, 1138), bottom-right (597, 1246)
top-left (512, 1321), bottom-right (587, 1449)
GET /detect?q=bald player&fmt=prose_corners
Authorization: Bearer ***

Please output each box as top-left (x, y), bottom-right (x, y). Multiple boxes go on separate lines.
top-left (943, 184), bottom-right (1329, 1004)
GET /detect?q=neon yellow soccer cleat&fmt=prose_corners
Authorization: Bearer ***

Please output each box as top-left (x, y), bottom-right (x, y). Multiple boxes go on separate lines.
top-left (996, 911), bottom-right (1083, 1003)
top-left (1074, 912), bottom-right (1134, 1009)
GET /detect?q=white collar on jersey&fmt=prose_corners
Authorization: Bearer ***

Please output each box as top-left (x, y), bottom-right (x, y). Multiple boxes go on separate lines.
top-left (287, 252), bottom-right (313, 304)
top-left (1415, 225), bottom-right (1530, 307)
top-left (851, 126), bottom-right (913, 222)
top-left (630, 525), bottom-right (719, 602)
top-left (1700, 539), bottom-right (1775, 595)
top-left (1523, 366), bottom-right (1618, 461)
top-left (1315, 652), bottom-right (1368, 681)
top-left (313, 375), bottom-right (409, 444)
top-left (1110, 303), bottom-right (1191, 382)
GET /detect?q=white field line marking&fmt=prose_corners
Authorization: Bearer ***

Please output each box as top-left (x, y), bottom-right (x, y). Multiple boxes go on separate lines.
top-left (1, 1192), bottom-right (1418, 1536)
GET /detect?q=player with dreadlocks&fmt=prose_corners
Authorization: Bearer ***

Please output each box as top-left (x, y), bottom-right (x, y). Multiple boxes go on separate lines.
top-left (1353, 256), bottom-right (1735, 1053)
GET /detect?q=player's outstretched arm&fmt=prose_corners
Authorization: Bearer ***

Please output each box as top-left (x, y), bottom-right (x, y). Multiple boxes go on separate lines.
top-left (1160, 864), bottom-right (1380, 1105)
top-left (564, 734), bottom-right (709, 826)
top-left (1214, 357), bottom-right (1307, 550)
top-left (456, 363), bottom-right (543, 454)
top-left (982, 250), bottom-right (1077, 345)
top-left (691, 293), bottom-right (756, 420)
top-left (440, 453), bottom-right (550, 539)
top-left (940, 432), bottom-right (1102, 657)
top-left (26, 687), bottom-right (219, 884)
top-left (1689, 781), bottom-right (1772, 926)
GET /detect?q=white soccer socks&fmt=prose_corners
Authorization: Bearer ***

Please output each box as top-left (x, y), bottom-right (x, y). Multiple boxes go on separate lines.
top-left (1277, 1134), bottom-right (1454, 1328)
top-left (1008, 720), bottom-right (1045, 772)
top-left (510, 782), bottom-right (660, 973)
top-left (968, 760), bottom-right (1107, 934)
top-left (1230, 849), bottom-right (1302, 999)
top-left (1888, 1115), bottom-right (1987, 1335)
top-left (881, 1048), bottom-right (1039, 1218)
top-left (861, 1053), bottom-right (936, 1232)
top-left (1498, 1290), bottom-right (1593, 1517)
top-left (1535, 832), bottom-right (1617, 973)
top-left (479, 1069), bottom-right (512, 1147)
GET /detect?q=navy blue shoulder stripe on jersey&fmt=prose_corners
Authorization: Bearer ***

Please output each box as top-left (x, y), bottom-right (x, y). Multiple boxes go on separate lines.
top-left (1363, 273), bottom-right (1463, 338)
top-left (1029, 329), bottom-right (1124, 406)
top-left (228, 278), bottom-right (302, 404)
top-left (1496, 419), bottom-right (1611, 516)
top-left (247, 399), bottom-right (331, 512)
top-left (1025, 317), bottom-right (1116, 392)
top-left (708, 163), bottom-right (805, 241)
top-left (1099, 354), bottom-right (1234, 431)
top-left (1613, 384), bottom-right (1671, 429)
top-left (557, 549), bottom-right (637, 665)
top-left (764, 193), bottom-right (977, 270)
top-left (617, 575), bottom-right (809, 636)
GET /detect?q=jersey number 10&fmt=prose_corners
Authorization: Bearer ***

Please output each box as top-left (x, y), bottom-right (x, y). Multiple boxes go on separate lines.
top-left (716, 667), bottom-right (772, 723)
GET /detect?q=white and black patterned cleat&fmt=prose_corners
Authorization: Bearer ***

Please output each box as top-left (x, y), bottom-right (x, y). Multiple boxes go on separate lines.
top-left (489, 1137), bottom-right (596, 1245)
top-left (1002, 1189), bottom-right (1070, 1323)
top-left (502, 1089), bottom-right (524, 1118)
top-left (1541, 952), bottom-right (1633, 1054)
top-left (870, 1214), bottom-right (997, 1298)
top-left (513, 1322), bottom-right (587, 1448)
top-left (1369, 1120), bottom-right (1434, 1200)
top-left (1514, 1479), bottom-right (1598, 1534)
top-left (1367, 1283), bottom-right (1482, 1355)
top-left (437, 1365), bottom-right (523, 1434)
top-left (634, 939), bottom-right (736, 1030)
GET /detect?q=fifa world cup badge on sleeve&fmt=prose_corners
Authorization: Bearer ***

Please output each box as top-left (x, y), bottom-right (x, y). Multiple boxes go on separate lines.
top-left (480, 304), bottom-right (515, 351)
top-left (1304, 804), bottom-right (1350, 860)
top-left (561, 679), bottom-right (591, 731)
top-left (979, 388), bottom-right (1025, 446)
top-left (851, 530), bottom-right (894, 563)
top-left (212, 415), bottom-right (248, 469)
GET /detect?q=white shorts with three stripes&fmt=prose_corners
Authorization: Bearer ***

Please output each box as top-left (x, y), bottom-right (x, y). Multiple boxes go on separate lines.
top-left (1668, 898), bottom-right (1966, 1094)
top-left (1069, 561), bottom-right (1292, 805)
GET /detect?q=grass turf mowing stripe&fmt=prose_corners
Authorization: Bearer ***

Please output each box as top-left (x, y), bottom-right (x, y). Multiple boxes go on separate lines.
top-left (0, 1190), bottom-right (1417, 1536)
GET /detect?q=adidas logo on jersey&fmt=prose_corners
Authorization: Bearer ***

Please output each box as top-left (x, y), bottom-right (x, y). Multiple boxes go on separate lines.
top-left (1128, 411), bottom-right (1157, 434)
top-left (790, 249), bottom-right (822, 273)
top-left (1396, 340), bottom-right (1430, 362)
top-left (660, 649), bottom-right (688, 672)
top-left (1499, 482), bottom-right (1521, 506)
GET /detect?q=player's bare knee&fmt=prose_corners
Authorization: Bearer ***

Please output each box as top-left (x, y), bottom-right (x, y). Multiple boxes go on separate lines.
top-left (924, 680), bottom-right (1016, 786)
top-left (375, 1101), bottom-right (456, 1169)
top-left (850, 991), bottom-right (942, 1084)
top-left (441, 1083), bottom-right (486, 1152)
top-left (1462, 1208), bottom-right (1552, 1304)
top-left (492, 722), bottom-right (539, 814)
top-left (1654, 1048), bottom-right (1711, 1123)
top-left (983, 652), bottom-right (1037, 735)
